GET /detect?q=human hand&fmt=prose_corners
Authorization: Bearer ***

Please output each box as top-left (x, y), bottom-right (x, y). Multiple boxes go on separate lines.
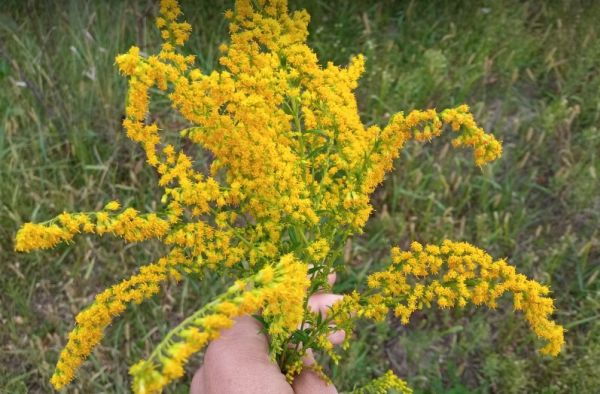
top-left (190, 274), bottom-right (343, 394)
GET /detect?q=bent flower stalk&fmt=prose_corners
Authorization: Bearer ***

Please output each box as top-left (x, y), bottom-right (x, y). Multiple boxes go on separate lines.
top-left (15, 0), bottom-right (563, 392)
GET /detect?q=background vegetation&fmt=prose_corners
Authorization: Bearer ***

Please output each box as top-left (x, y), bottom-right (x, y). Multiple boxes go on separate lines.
top-left (1, 0), bottom-right (598, 392)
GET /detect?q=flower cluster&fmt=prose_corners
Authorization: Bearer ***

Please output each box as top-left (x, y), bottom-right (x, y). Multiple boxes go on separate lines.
top-left (352, 370), bottom-right (413, 394)
top-left (130, 254), bottom-right (308, 393)
top-left (14, 0), bottom-right (561, 392)
top-left (50, 252), bottom-right (184, 388)
top-left (15, 203), bottom-right (171, 253)
top-left (364, 240), bottom-right (564, 356)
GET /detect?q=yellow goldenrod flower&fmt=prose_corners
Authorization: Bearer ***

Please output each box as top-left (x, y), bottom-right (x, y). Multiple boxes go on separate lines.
top-left (130, 255), bottom-right (308, 393)
top-left (15, 222), bottom-right (73, 252)
top-left (14, 0), bottom-right (560, 392)
top-left (104, 200), bottom-right (121, 211)
top-left (50, 250), bottom-right (187, 389)
top-left (352, 370), bottom-right (413, 394)
top-left (364, 240), bottom-right (564, 356)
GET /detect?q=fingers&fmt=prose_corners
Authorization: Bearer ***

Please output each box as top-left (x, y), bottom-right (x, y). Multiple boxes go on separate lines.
top-left (292, 366), bottom-right (338, 394)
top-left (326, 329), bottom-right (346, 345)
top-left (190, 272), bottom-right (345, 394)
top-left (307, 293), bottom-right (344, 316)
top-left (190, 366), bottom-right (204, 394)
top-left (327, 271), bottom-right (336, 287)
top-left (289, 288), bottom-right (343, 393)
top-left (307, 293), bottom-right (346, 345)
top-left (190, 316), bottom-right (293, 394)
top-left (307, 266), bottom-right (337, 289)
top-left (292, 350), bottom-right (339, 394)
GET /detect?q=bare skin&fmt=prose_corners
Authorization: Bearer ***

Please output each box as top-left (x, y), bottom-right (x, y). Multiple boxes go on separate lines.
top-left (190, 275), bottom-right (342, 394)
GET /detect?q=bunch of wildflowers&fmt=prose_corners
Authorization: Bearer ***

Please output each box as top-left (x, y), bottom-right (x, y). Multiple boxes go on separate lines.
top-left (15, 0), bottom-right (563, 392)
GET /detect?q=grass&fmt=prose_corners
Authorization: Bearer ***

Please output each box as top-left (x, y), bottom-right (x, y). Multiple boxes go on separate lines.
top-left (1, 0), bottom-right (599, 392)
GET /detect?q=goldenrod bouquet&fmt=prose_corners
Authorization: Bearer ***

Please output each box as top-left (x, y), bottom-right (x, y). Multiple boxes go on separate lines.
top-left (15, 0), bottom-right (564, 392)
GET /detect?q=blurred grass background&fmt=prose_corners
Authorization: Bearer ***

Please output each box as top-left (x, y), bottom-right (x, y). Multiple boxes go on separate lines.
top-left (1, 0), bottom-right (599, 392)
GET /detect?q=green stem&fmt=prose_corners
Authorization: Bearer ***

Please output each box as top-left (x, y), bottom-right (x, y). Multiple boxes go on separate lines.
top-left (146, 294), bottom-right (227, 364)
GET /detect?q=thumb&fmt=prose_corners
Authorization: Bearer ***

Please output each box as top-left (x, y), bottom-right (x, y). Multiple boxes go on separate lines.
top-left (190, 316), bottom-right (293, 394)
top-left (292, 350), bottom-right (338, 394)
